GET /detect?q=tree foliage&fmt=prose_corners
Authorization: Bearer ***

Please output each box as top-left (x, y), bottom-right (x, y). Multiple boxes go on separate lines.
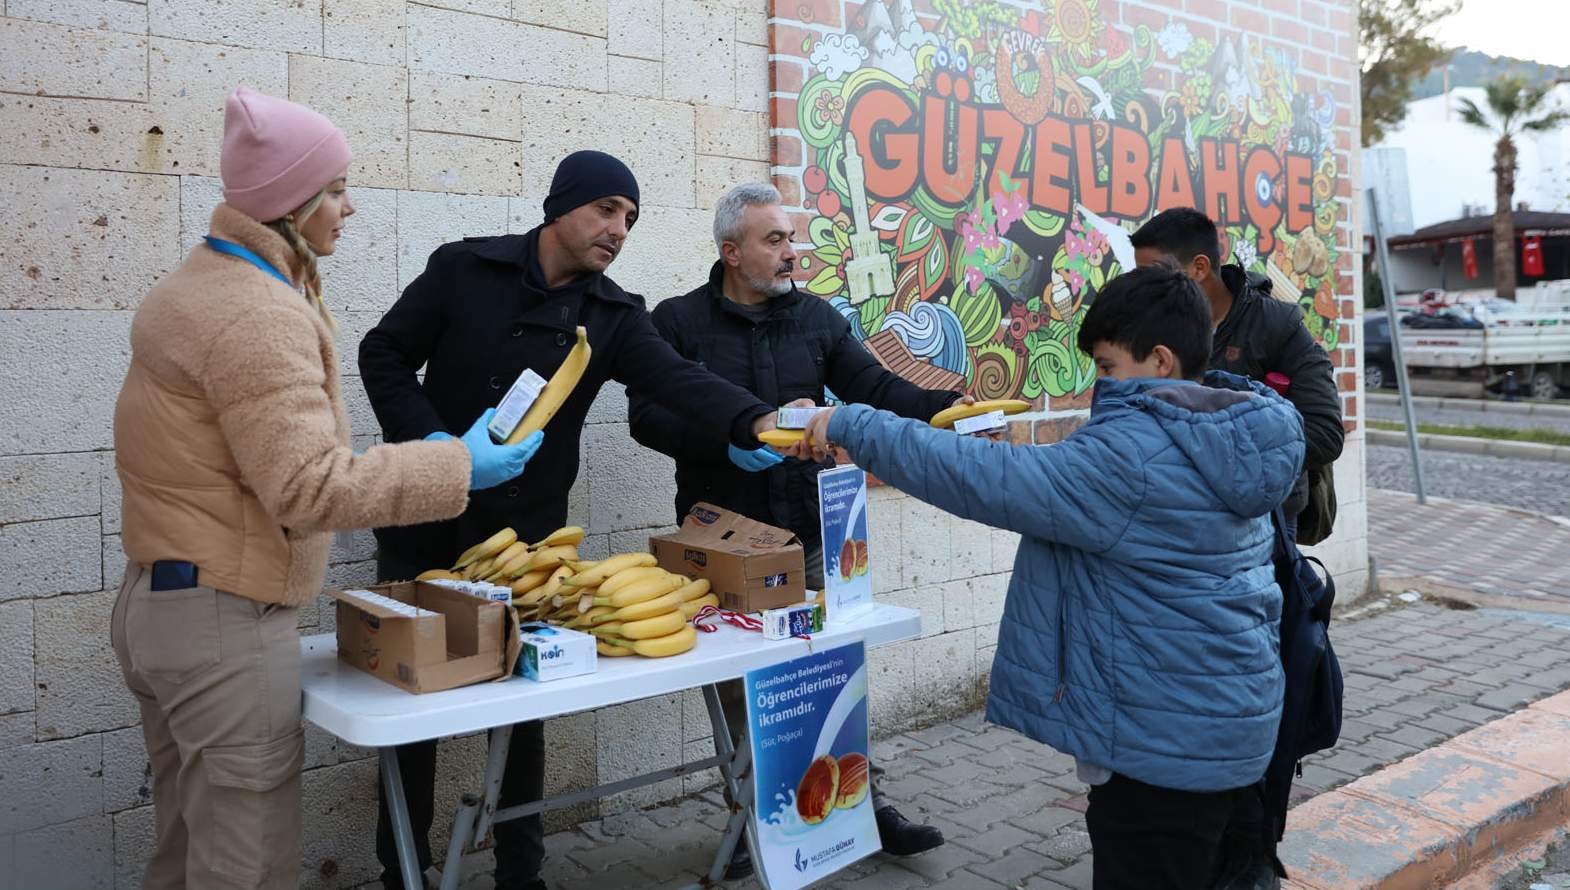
top-left (1455, 75), bottom-right (1570, 298)
top-left (1360, 0), bottom-right (1458, 145)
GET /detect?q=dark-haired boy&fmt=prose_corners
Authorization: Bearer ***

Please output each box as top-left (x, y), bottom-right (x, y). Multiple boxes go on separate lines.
top-left (794, 265), bottom-right (1305, 889)
top-left (1130, 207), bottom-right (1342, 543)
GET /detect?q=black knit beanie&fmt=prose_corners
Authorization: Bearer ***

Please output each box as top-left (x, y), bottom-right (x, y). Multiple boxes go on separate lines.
top-left (542, 150), bottom-right (640, 223)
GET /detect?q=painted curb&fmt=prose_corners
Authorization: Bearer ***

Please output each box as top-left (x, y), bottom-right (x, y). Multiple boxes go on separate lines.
top-left (1367, 428), bottom-right (1570, 464)
top-left (1279, 688), bottom-right (1570, 889)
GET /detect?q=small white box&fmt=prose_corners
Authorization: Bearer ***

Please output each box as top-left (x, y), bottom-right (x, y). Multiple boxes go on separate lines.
top-left (953, 409), bottom-right (1006, 436)
top-left (776, 406), bottom-right (829, 429)
top-left (517, 623), bottom-right (597, 681)
top-left (488, 368), bottom-right (548, 441)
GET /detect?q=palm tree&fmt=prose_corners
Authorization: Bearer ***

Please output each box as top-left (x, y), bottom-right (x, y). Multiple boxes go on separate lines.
top-left (1456, 75), bottom-right (1569, 299)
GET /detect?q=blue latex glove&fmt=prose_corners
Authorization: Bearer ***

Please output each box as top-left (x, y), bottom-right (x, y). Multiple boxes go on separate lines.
top-left (728, 443), bottom-right (785, 472)
top-left (424, 431), bottom-right (454, 442)
top-left (459, 409), bottom-right (545, 490)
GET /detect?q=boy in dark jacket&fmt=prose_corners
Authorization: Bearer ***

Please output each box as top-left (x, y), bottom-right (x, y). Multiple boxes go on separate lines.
top-left (1131, 208), bottom-right (1343, 542)
top-left (797, 265), bottom-right (1304, 890)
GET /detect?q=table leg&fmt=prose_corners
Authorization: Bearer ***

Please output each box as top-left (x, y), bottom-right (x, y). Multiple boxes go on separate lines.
top-left (436, 725), bottom-right (514, 890)
top-left (379, 746), bottom-right (424, 890)
top-left (702, 683), bottom-right (770, 888)
top-left (471, 724), bottom-right (514, 843)
top-left (436, 794), bottom-right (480, 890)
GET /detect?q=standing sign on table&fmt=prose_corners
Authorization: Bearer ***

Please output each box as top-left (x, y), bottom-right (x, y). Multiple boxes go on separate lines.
top-left (744, 642), bottom-right (879, 888)
top-left (817, 465), bottom-right (872, 621)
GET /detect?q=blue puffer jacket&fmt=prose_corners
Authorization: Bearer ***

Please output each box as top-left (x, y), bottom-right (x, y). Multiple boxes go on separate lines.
top-left (827, 372), bottom-right (1304, 792)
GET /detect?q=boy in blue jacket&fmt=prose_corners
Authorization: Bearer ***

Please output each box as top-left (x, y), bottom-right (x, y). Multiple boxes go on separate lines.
top-left (797, 264), bottom-right (1304, 889)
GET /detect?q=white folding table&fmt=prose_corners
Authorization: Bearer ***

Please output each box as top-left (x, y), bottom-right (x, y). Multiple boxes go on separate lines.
top-left (300, 604), bottom-right (921, 890)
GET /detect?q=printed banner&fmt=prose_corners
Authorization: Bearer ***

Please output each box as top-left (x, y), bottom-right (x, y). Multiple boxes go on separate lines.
top-left (745, 642), bottom-right (879, 888)
top-left (818, 465), bottom-right (873, 620)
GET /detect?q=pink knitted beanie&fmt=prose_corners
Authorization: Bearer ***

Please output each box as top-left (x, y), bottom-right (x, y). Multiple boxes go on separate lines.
top-left (219, 86), bottom-right (353, 223)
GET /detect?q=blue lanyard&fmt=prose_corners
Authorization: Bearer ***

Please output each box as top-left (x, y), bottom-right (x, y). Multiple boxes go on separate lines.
top-left (203, 236), bottom-right (291, 286)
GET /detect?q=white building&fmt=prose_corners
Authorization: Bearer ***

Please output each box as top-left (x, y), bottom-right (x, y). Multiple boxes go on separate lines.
top-left (1371, 83), bottom-right (1570, 230)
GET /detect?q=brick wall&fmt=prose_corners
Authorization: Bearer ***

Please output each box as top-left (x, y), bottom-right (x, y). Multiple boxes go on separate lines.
top-left (763, 0), bottom-right (1366, 597)
top-left (0, 1), bottom-right (1364, 887)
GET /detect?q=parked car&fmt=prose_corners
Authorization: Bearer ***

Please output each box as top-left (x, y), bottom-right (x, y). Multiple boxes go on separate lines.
top-left (1364, 311), bottom-right (1396, 390)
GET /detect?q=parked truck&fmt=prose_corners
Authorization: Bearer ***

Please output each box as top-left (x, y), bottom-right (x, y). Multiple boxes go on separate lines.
top-left (1394, 281), bottom-right (1570, 400)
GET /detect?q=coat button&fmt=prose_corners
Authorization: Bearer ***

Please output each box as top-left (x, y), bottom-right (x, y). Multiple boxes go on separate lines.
top-left (555, 332), bottom-right (568, 346)
top-left (489, 376), bottom-right (502, 389)
top-left (511, 324), bottom-right (523, 337)
top-left (506, 485), bottom-right (520, 498)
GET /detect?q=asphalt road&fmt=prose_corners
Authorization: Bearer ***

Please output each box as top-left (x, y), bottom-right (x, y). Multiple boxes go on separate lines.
top-left (1367, 396), bottom-right (1570, 434)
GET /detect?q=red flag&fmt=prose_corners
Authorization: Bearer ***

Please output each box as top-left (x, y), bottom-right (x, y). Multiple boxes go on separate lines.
top-left (1522, 233), bottom-right (1545, 277)
top-left (1461, 237), bottom-right (1478, 279)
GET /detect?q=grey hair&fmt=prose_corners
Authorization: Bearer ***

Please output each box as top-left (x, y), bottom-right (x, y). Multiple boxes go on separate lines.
top-left (713, 182), bottom-right (782, 252)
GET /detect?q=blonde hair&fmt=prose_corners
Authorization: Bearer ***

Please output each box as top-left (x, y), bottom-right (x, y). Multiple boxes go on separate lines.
top-left (264, 190), bottom-right (336, 332)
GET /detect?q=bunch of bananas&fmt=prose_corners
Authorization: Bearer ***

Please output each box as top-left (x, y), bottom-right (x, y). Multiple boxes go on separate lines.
top-left (417, 527), bottom-right (717, 659)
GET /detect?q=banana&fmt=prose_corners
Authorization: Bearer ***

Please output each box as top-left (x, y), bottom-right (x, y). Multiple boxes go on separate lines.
top-left (607, 588), bottom-right (684, 622)
top-left (416, 569), bottom-right (463, 582)
top-left (504, 326), bottom-right (592, 444)
top-left (513, 587), bottom-right (552, 608)
top-left (508, 568), bottom-right (554, 595)
top-left (531, 525), bottom-right (586, 549)
top-left (521, 544), bottom-right (578, 574)
top-left (454, 528), bottom-right (517, 569)
top-left (597, 566), bottom-right (668, 597)
top-left (618, 609), bottom-right (686, 640)
top-left (464, 556), bottom-right (494, 581)
top-left (603, 625), bottom-right (698, 658)
top-left (929, 398), bottom-right (1032, 429)
top-left (532, 566), bottom-right (571, 601)
top-left (589, 620), bottom-right (623, 636)
top-left (564, 553), bottom-right (658, 588)
top-left (593, 574), bottom-right (682, 609)
top-left (564, 605), bottom-right (615, 630)
top-left (673, 578), bottom-right (711, 602)
top-left (679, 592), bottom-right (720, 620)
top-left (485, 543), bottom-right (534, 580)
top-left (597, 640), bottom-right (636, 657)
top-left (758, 428), bottom-right (805, 448)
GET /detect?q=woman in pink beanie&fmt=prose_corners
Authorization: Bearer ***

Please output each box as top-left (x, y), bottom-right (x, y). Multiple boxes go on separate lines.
top-left (110, 87), bottom-right (542, 889)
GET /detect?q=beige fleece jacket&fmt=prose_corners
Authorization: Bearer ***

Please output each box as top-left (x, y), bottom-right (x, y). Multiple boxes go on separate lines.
top-left (114, 204), bottom-right (471, 606)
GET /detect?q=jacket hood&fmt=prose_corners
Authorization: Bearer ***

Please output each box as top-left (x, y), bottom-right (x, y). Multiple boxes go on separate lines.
top-left (1092, 372), bottom-right (1304, 518)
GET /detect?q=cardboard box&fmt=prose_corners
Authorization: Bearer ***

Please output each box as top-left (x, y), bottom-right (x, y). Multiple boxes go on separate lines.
top-left (517, 623), bottom-right (597, 682)
top-left (649, 503), bottom-right (806, 613)
top-left (330, 581), bottom-right (522, 694)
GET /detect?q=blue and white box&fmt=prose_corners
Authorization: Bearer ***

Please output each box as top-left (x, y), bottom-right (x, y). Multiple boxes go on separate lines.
top-left (517, 623), bottom-right (597, 682)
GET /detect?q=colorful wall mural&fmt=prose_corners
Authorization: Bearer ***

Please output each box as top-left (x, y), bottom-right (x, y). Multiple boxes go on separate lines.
top-left (771, 0), bottom-right (1352, 405)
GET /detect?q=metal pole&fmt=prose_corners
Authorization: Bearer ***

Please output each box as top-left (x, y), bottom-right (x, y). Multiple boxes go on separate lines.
top-left (1367, 187), bottom-right (1428, 503)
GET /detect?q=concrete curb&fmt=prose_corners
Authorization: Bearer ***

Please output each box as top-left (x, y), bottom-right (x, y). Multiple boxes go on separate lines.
top-left (1367, 427), bottom-right (1570, 464)
top-left (1367, 392), bottom-right (1570, 419)
top-left (1280, 688), bottom-right (1570, 889)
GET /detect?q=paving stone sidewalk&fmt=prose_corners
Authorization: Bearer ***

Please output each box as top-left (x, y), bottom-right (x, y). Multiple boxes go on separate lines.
top-left (391, 600), bottom-right (1570, 890)
top-left (1369, 487), bottom-right (1570, 602)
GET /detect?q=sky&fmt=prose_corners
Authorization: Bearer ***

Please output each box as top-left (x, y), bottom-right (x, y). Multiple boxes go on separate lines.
top-left (1431, 0), bottom-right (1570, 68)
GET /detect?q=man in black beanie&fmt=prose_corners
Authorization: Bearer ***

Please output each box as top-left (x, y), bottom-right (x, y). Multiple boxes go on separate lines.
top-left (360, 150), bottom-right (782, 890)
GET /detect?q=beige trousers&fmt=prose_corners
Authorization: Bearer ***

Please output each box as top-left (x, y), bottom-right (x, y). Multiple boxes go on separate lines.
top-left (110, 562), bottom-right (304, 890)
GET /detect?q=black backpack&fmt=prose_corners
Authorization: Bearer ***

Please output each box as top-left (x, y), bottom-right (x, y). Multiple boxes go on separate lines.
top-left (1263, 507), bottom-right (1344, 843)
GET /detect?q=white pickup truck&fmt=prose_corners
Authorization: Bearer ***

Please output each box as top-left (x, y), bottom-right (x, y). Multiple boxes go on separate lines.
top-left (1394, 281), bottom-right (1570, 399)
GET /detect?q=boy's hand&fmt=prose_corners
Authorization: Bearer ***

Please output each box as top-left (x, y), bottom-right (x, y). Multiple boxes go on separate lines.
top-left (801, 407), bottom-right (837, 462)
top-left (948, 394), bottom-right (1009, 443)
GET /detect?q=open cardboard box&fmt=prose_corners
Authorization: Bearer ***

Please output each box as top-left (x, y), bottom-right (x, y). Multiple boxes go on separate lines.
top-left (330, 581), bottom-right (522, 694)
top-left (649, 502), bottom-right (806, 613)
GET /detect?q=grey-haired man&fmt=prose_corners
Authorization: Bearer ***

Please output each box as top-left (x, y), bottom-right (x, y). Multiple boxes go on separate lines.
top-left (629, 183), bottom-right (954, 879)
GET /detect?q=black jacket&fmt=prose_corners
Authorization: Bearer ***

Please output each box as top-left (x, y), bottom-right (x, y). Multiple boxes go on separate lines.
top-left (1212, 265), bottom-right (1345, 516)
top-left (628, 262), bottom-right (960, 543)
top-left (359, 230), bottom-right (772, 578)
